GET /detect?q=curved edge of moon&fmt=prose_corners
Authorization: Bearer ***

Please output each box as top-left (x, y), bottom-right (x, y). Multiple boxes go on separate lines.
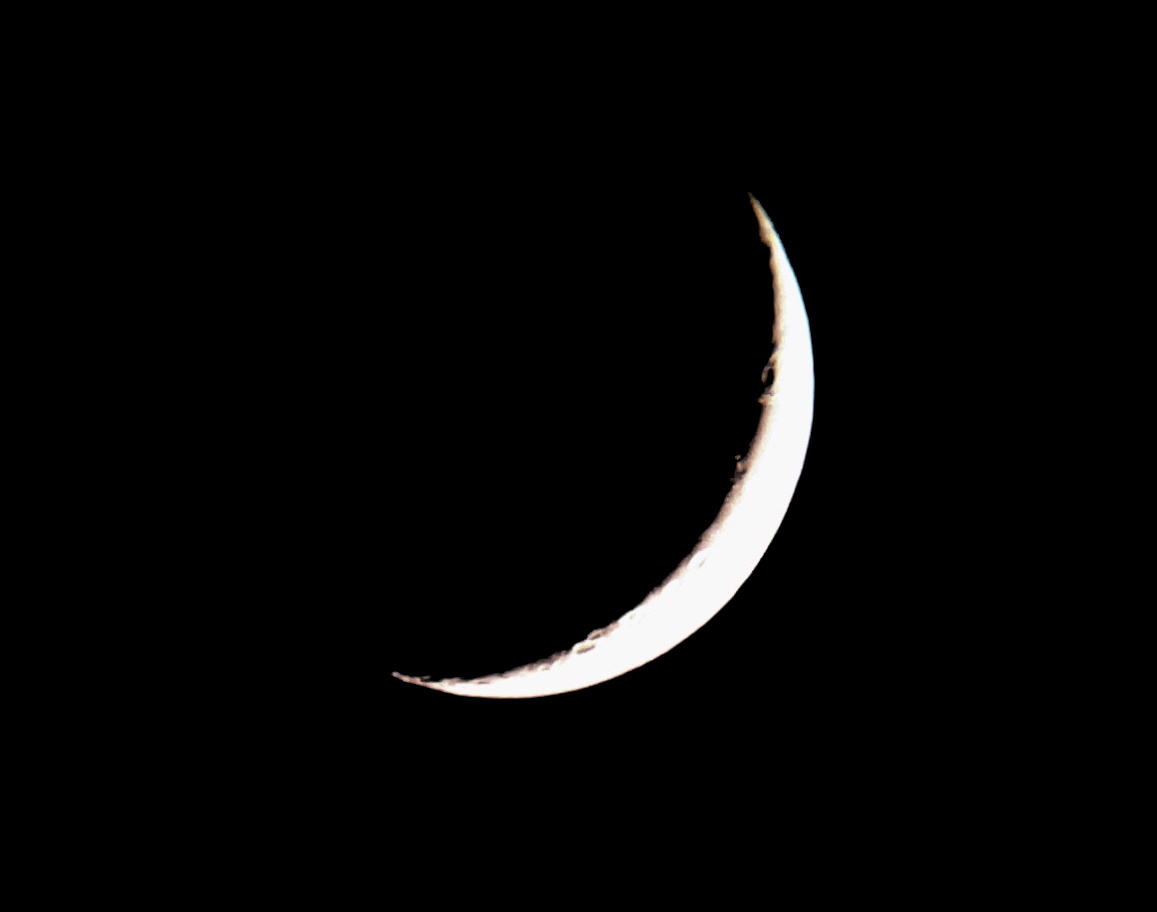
top-left (393, 194), bottom-right (815, 698)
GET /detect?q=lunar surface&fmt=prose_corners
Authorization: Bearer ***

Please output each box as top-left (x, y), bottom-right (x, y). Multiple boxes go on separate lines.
top-left (393, 195), bottom-right (814, 698)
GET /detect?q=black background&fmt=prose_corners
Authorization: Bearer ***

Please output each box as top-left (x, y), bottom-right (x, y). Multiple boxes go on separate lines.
top-left (192, 178), bottom-right (893, 715)
top-left (232, 183), bottom-right (881, 729)
top-left (167, 135), bottom-right (996, 796)
top-left (63, 27), bottom-right (1111, 877)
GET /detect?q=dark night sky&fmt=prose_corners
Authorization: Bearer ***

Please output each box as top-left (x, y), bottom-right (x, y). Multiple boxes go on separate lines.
top-left (126, 59), bottom-right (1059, 840)
top-left (202, 178), bottom-right (912, 732)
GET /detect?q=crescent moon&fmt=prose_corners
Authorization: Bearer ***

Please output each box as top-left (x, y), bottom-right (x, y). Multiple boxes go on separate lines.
top-left (393, 194), bottom-right (814, 698)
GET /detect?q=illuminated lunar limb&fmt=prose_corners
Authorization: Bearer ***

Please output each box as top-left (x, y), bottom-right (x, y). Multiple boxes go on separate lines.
top-left (393, 195), bottom-right (814, 698)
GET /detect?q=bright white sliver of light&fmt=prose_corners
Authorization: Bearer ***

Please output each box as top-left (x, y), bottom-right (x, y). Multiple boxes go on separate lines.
top-left (393, 197), bottom-right (814, 698)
